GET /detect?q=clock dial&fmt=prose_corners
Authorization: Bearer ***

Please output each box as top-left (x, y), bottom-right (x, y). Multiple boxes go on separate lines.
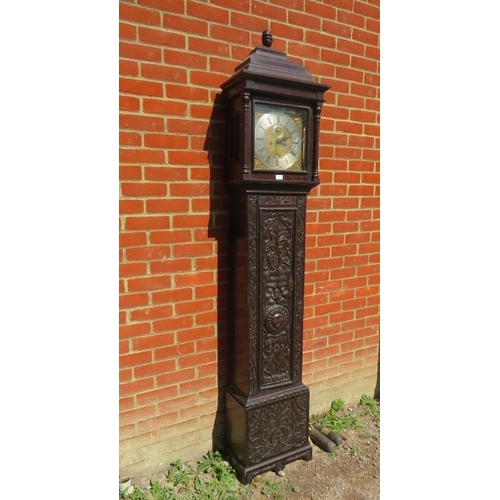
top-left (254, 103), bottom-right (307, 171)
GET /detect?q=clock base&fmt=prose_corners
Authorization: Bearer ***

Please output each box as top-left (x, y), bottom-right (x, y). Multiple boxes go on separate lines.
top-left (225, 384), bottom-right (313, 484)
top-left (226, 441), bottom-right (312, 485)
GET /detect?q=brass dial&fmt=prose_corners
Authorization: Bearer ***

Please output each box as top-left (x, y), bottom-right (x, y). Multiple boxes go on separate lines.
top-left (254, 104), bottom-right (306, 171)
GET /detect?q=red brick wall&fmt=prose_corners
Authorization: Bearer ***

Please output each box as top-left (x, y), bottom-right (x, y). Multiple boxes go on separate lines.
top-left (119, 0), bottom-right (379, 477)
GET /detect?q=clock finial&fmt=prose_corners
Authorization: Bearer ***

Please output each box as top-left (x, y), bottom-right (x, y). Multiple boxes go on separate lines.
top-left (262, 30), bottom-right (273, 48)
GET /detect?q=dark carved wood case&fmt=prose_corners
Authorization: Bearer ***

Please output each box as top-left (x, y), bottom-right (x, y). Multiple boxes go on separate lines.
top-left (221, 31), bottom-right (330, 484)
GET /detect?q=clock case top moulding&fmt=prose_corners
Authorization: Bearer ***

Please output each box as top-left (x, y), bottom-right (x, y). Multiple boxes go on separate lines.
top-left (220, 30), bottom-right (331, 189)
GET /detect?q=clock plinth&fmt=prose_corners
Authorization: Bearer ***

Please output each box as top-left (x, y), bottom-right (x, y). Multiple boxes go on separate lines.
top-left (221, 32), bottom-right (330, 483)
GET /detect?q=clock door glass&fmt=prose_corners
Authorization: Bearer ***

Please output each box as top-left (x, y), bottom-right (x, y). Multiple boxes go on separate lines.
top-left (254, 102), bottom-right (307, 172)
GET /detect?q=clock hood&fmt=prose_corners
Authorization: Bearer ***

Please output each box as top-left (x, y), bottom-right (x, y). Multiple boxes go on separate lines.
top-left (220, 31), bottom-right (330, 101)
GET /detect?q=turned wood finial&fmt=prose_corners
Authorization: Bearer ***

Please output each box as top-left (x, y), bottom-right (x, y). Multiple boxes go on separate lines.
top-left (262, 30), bottom-right (273, 47)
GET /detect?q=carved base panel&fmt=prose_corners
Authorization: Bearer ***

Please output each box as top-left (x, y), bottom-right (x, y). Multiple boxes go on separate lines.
top-left (226, 384), bottom-right (312, 484)
top-left (226, 442), bottom-right (312, 485)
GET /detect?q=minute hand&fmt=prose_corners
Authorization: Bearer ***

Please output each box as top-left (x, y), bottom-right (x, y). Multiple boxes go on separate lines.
top-left (291, 136), bottom-right (303, 151)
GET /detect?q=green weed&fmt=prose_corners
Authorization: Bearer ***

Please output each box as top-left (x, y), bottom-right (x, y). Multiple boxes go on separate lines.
top-left (167, 459), bottom-right (191, 487)
top-left (128, 485), bottom-right (149, 500)
top-left (261, 478), bottom-right (283, 499)
top-left (314, 398), bottom-right (362, 434)
top-left (149, 480), bottom-right (176, 500)
top-left (359, 394), bottom-right (380, 420)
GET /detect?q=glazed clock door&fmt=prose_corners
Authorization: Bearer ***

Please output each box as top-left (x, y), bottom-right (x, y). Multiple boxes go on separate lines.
top-left (253, 102), bottom-right (308, 172)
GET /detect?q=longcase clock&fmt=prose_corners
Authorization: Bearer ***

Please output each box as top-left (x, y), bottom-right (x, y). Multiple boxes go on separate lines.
top-left (220, 31), bottom-right (330, 484)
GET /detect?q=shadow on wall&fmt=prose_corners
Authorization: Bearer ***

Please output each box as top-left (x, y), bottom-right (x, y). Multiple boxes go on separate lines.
top-left (204, 92), bottom-right (231, 451)
top-left (374, 341), bottom-right (380, 401)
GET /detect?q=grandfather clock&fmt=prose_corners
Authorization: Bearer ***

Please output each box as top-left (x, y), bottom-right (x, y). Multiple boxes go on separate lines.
top-left (221, 31), bottom-right (330, 484)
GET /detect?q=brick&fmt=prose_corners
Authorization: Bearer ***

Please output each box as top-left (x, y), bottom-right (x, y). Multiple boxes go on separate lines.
top-left (251, 1), bottom-right (287, 21)
top-left (288, 41), bottom-right (320, 61)
top-left (166, 84), bottom-right (208, 101)
top-left (335, 172), bottom-right (361, 183)
top-left (120, 322), bottom-right (151, 340)
top-left (153, 287), bottom-right (192, 304)
top-left (322, 0), bottom-right (353, 9)
top-left (125, 221), bottom-right (169, 236)
top-left (179, 351), bottom-right (216, 368)
top-left (167, 118), bottom-right (208, 135)
top-left (146, 199), bottom-right (189, 213)
top-left (144, 133), bottom-right (188, 148)
top-left (119, 262), bottom-right (148, 278)
top-left (120, 351), bottom-right (152, 369)
top-left (210, 56), bottom-right (238, 75)
top-left (128, 275), bottom-right (171, 292)
top-left (321, 48), bottom-right (350, 65)
top-left (132, 333), bottom-right (174, 351)
top-left (144, 166), bottom-right (188, 181)
top-left (175, 298), bottom-right (214, 316)
top-left (120, 292), bottom-right (150, 309)
top-left (120, 132), bottom-right (142, 147)
top-left (119, 3), bottom-right (161, 26)
top-left (138, 27), bottom-right (185, 47)
top-left (149, 230), bottom-right (191, 245)
top-left (138, 0), bottom-right (185, 13)
top-left (120, 22), bottom-right (137, 41)
top-left (353, 27), bottom-right (379, 46)
top-left (168, 151), bottom-right (208, 166)
top-left (153, 316), bottom-right (193, 334)
top-left (323, 20), bottom-right (352, 38)
top-left (156, 342), bottom-right (195, 361)
top-left (156, 367), bottom-right (195, 387)
top-left (172, 214), bottom-right (209, 229)
top-left (270, 22), bottom-right (304, 43)
top-left (346, 209), bottom-right (372, 221)
top-left (351, 83), bottom-right (377, 98)
top-left (119, 42), bottom-right (162, 63)
top-left (173, 242), bottom-right (214, 257)
top-left (187, 2), bottom-right (228, 23)
top-left (362, 172), bottom-right (380, 184)
top-left (337, 38), bottom-right (365, 56)
top-left (354, 0), bottom-right (380, 19)
top-left (119, 379), bottom-right (155, 398)
top-left (336, 67), bottom-right (364, 83)
top-left (141, 63), bottom-right (187, 83)
top-left (134, 359), bottom-right (176, 378)
top-left (119, 59), bottom-right (139, 77)
top-left (351, 55), bottom-right (378, 73)
top-left (122, 183), bottom-right (167, 198)
top-left (119, 95), bottom-right (140, 112)
top-left (164, 49), bottom-right (207, 69)
top-left (211, 0), bottom-right (249, 12)
top-left (137, 412), bottom-right (178, 433)
top-left (179, 376), bottom-right (217, 396)
top-left (120, 114), bottom-right (164, 131)
top-left (211, 24), bottom-right (249, 45)
top-left (150, 259), bottom-right (191, 275)
top-left (120, 148), bottom-right (165, 164)
top-left (355, 306), bottom-right (379, 319)
top-left (137, 386), bottom-right (179, 406)
top-left (163, 14), bottom-right (208, 35)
